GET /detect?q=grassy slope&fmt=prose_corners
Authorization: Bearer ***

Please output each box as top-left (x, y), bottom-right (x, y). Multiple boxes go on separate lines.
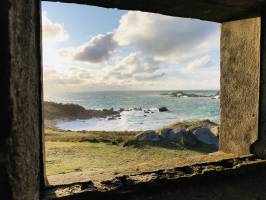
top-left (45, 120), bottom-right (233, 185)
top-left (46, 141), bottom-right (206, 178)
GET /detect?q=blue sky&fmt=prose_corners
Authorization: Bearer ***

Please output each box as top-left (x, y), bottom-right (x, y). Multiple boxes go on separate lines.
top-left (42, 2), bottom-right (220, 96)
top-left (42, 2), bottom-right (126, 46)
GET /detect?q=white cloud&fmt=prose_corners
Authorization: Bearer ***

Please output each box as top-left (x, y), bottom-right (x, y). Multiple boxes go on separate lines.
top-left (43, 11), bottom-right (220, 94)
top-left (106, 52), bottom-right (165, 81)
top-left (43, 52), bottom-right (166, 96)
top-left (43, 66), bottom-right (99, 96)
top-left (43, 67), bottom-right (82, 86)
top-left (187, 55), bottom-right (217, 71)
top-left (58, 11), bottom-right (219, 64)
top-left (42, 12), bottom-right (69, 43)
top-left (59, 32), bottom-right (118, 63)
top-left (75, 33), bottom-right (117, 63)
top-left (113, 11), bottom-right (220, 62)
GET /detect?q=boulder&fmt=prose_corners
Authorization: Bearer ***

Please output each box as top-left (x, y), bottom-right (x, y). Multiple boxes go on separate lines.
top-left (135, 130), bottom-right (160, 142)
top-left (171, 128), bottom-right (187, 140)
top-left (159, 107), bottom-right (168, 112)
top-left (192, 127), bottom-right (218, 145)
top-left (160, 128), bottom-right (186, 141)
top-left (159, 128), bottom-right (172, 139)
top-left (159, 128), bottom-right (198, 146)
top-left (179, 132), bottom-right (198, 147)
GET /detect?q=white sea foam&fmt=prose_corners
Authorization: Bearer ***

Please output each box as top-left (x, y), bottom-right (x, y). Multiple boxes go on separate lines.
top-left (50, 90), bottom-right (220, 131)
top-left (56, 109), bottom-right (213, 131)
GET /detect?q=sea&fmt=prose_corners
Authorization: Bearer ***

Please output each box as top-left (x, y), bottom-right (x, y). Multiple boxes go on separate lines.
top-left (45, 90), bottom-right (220, 131)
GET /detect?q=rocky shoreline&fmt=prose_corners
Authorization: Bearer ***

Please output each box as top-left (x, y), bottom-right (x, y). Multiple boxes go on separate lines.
top-left (44, 101), bottom-right (121, 128)
top-left (44, 101), bottom-right (120, 121)
top-left (44, 101), bottom-right (172, 128)
top-left (44, 102), bottom-right (219, 148)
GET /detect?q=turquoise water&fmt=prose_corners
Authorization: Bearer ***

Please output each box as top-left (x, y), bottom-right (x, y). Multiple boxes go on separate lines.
top-left (46, 90), bottom-right (219, 131)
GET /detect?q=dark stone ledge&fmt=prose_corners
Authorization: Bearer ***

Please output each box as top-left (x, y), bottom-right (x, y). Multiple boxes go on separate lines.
top-left (42, 0), bottom-right (264, 22)
top-left (43, 155), bottom-right (266, 199)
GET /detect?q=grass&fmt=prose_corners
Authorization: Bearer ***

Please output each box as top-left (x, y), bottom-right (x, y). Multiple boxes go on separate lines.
top-left (46, 141), bottom-right (205, 177)
top-left (45, 128), bottom-right (137, 144)
top-left (45, 121), bottom-right (233, 185)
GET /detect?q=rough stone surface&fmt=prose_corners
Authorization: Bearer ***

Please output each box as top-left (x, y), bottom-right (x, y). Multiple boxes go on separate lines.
top-left (159, 128), bottom-right (172, 138)
top-left (44, 0), bottom-right (264, 22)
top-left (178, 132), bottom-right (198, 147)
top-left (0, 0), bottom-right (43, 200)
top-left (1, 1), bottom-right (266, 200)
top-left (135, 130), bottom-right (160, 142)
top-left (220, 17), bottom-right (260, 155)
top-left (192, 127), bottom-right (218, 145)
top-left (160, 128), bottom-right (186, 141)
top-left (44, 156), bottom-right (266, 200)
top-left (252, 9), bottom-right (266, 158)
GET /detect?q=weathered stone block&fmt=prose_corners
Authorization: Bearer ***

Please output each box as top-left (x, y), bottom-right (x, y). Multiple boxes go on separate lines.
top-left (0, 0), bottom-right (44, 199)
top-left (220, 17), bottom-right (261, 155)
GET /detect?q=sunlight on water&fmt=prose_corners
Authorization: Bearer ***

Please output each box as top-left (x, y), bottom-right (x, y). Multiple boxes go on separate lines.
top-left (48, 90), bottom-right (220, 131)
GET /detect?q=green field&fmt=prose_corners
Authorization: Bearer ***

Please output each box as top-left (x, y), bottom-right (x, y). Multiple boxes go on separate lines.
top-left (45, 121), bottom-right (233, 185)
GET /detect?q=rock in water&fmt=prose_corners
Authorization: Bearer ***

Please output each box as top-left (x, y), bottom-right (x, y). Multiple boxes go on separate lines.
top-left (192, 127), bottom-right (218, 145)
top-left (107, 116), bottom-right (115, 120)
top-left (159, 107), bottom-right (168, 112)
top-left (135, 130), bottom-right (160, 142)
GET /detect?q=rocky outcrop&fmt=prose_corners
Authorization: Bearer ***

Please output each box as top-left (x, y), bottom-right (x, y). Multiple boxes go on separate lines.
top-left (126, 121), bottom-right (219, 148)
top-left (192, 127), bottom-right (219, 145)
top-left (44, 101), bottom-right (120, 121)
top-left (159, 128), bottom-right (186, 140)
top-left (135, 130), bottom-right (161, 142)
top-left (159, 128), bottom-right (198, 147)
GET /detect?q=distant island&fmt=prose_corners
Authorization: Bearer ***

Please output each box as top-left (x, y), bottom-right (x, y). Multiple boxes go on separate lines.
top-left (160, 91), bottom-right (220, 99)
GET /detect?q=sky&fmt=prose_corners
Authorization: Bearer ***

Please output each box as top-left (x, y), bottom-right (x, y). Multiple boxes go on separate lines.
top-left (42, 2), bottom-right (220, 97)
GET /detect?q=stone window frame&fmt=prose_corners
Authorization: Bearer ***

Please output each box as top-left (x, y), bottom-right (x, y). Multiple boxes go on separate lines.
top-left (1, 1), bottom-right (266, 199)
top-left (41, 3), bottom-right (264, 197)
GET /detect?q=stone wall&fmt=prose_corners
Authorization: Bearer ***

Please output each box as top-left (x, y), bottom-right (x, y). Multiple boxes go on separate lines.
top-left (0, 0), bottom-right (44, 200)
top-left (220, 17), bottom-right (261, 155)
top-left (0, 1), bottom-right (266, 200)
